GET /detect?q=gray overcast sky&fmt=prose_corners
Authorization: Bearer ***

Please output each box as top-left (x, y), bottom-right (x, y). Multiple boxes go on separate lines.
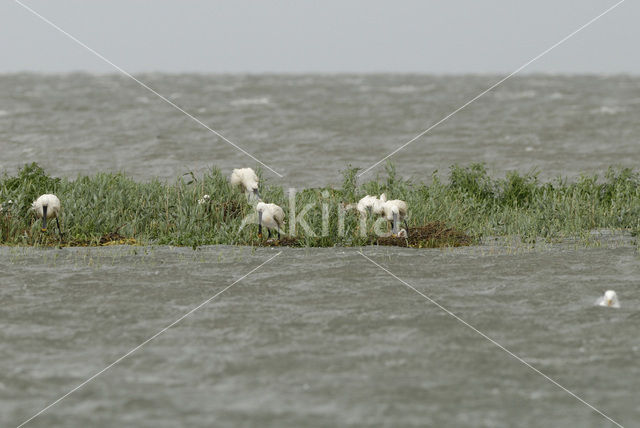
top-left (0, 0), bottom-right (635, 74)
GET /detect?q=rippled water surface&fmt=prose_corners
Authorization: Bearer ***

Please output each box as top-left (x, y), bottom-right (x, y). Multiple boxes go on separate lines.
top-left (1, 240), bottom-right (639, 427)
top-left (1, 74), bottom-right (639, 186)
top-left (1, 74), bottom-right (640, 427)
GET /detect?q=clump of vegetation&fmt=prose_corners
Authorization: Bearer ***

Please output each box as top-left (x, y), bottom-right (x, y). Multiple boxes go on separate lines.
top-left (1, 162), bottom-right (639, 248)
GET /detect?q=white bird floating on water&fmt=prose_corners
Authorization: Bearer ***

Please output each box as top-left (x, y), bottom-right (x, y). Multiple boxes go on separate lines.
top-left (256, 202), bottom-right (285, 239)
top-left (595, 290), bottom-right (620, 308)
top-left (230, 168), bottom-right (260, 200)
top-left (378, 193), bottom-right (408, 235)
top-left (32, 194), bottom-right (62, 235)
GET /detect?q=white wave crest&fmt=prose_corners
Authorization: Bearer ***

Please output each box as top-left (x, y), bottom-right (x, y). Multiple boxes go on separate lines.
top-left (230, 97), bottom-right (270, 106)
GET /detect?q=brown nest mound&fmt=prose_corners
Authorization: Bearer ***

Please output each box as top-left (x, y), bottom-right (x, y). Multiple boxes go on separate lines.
top-left (373, 221), bottom-right (472, 248)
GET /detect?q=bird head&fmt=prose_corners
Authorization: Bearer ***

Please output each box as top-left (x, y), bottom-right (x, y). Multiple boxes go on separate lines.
top-left (371, 199), bottom-right (385, 216)
top-left (251, 186), bottom-right (261, 200)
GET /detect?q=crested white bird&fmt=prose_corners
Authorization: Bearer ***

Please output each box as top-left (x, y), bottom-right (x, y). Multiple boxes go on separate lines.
top-left (256, 202), bottom-right (285, 239)
top-left (356, 195), bottom-right (379, 216)
top-left (32, 194), bottom-right (62, 235)
top-left (596, 290), bottom-right (620, 308)
top-left (372, 193), bottom-right (386, 216)
top-left (379, 194), bottom-right (408, 235)
top-left (230, 168), bottom-right (260, 199)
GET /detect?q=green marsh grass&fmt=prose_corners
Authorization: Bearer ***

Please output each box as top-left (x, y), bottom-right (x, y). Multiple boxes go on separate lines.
top-left (1, 162), bottom-right (639, 247)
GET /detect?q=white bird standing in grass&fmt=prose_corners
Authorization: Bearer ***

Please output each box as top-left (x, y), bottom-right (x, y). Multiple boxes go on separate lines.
top-left (596, 290), bottom-right (620, 308)
top-left (32, 194), bottom-right (62, 235)
top-left (372, 193), bottom-right (387, 216)
top-left (230, 168), bottom-right (260, 200)
top-left (256, 202), bottom-right (285, 239)
top-left (357, 195), bottom-right (379, 216)
top-left (378, 194), bottom-right (408, 235)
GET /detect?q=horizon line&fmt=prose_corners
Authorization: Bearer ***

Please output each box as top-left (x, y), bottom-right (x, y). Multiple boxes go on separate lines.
top-left (1, 70), bottom-right (640, 77)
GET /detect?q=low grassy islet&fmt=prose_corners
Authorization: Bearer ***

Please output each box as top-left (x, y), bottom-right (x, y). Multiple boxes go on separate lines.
top-left (1, 162), bottom-right (639, 248)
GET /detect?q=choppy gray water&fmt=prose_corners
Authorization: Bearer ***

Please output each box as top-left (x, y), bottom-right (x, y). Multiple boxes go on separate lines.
top-left (1, 74), bottom-right (640, 427)
top-left (1, 242), bottom-right (639, 427)
top-left (1, 74), bottom-right (639, 185)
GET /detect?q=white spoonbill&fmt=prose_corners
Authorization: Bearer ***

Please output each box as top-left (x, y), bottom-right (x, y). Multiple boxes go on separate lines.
top-left (595, 290), bottom-right (620, 308)
top-left (356, 195), bottom-right (379, 216)
top-left (379, 194), bottom-right (408, 235)
top-left (372, 193), bottom-right (387, 216)
top-left (256, 202), bottom-right (285, 239)
top-left (230, 168), bottom-right (260, 199)
top-left (32, 194), bottom-right (62, 234)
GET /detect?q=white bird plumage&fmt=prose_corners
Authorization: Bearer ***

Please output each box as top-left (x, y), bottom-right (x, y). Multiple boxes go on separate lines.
top-left (356, 195), bottom-right (379, 216)
top-left (596, 290), bottom-right (620, 308)
top-left (378, 193), bottom-right (408, 234)
top-left (32, 194), bottom-right (62, 234)
top-left (256, 202), bottom-right (285, 239)
top-left (230, 168), bottom-right (260, 199)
